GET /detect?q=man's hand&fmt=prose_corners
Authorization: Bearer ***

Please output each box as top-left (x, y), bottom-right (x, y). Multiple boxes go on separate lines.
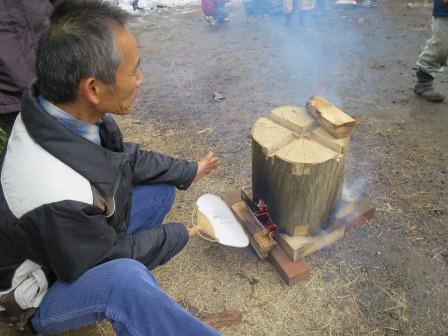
top-left (193, 152), bottom-right (219, 182)
top-left (186, 227), bottom-right (198, 240)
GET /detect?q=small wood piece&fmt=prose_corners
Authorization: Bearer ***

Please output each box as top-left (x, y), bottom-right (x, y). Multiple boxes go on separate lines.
top-left (309, 126), bottom-right (350, 154)
top-left (306, 95), bottom-right (356, 139)
top-left (268, 246), bottom-right (311, 286)
top-left (201, 310), bottom-right (243, 329)
top-left (269, 106), bottom-right (316, 136)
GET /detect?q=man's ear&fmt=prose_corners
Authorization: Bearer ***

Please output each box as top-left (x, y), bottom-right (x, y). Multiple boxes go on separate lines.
top-left (78, 77), bottom-right (101, 105)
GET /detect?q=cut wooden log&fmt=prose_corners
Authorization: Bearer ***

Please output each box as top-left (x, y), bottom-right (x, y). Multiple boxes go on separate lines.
top-left (252, 105), bottom-right (350, 236)
top-left (306, 95), bottom-right (356, 139)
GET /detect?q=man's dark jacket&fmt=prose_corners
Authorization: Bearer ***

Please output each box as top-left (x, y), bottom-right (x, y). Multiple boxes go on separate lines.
top-left (434, 0), bottom-right (448, 16)
top-left (0, 84), bottom-right (195, 297)
top-left (0, 0), bottom-right (61, 114)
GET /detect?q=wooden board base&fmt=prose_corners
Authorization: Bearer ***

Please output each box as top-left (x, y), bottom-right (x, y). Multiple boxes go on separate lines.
top-left (276, 225), bottom-right (345, 262)
top-left (221, 189), bottom-right (375, 286)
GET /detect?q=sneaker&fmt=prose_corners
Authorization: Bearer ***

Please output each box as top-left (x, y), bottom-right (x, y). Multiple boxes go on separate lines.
top-left (205, 16), bottom-right (216, 26)
top-left (334, 0), bottom-right (357, 8)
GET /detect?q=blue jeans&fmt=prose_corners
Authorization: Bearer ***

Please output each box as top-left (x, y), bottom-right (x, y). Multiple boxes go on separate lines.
top-left (31, 184), bottom-right (220, 336)
top-left (213, 6), bottom-right (229, 20)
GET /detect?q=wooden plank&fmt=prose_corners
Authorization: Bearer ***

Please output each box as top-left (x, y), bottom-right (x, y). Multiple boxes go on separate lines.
top-left (276, 226), bottom-right (345, 262)
top-left (222, 190), bottom-right (276, 259)
top-left (230, 201), bottom-right (277, 259)
top-left (276, 195), bottom-right (376, 262)
top-left (306, 95), bottom-right (356, 139)
top-left (221, 189), bottom-right (242, 206)
top-left (201, 310), bottom-right (242, 329)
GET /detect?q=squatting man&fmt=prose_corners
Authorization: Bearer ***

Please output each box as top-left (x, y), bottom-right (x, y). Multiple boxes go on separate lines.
top-left (0, 1), bottom-right (222, 335)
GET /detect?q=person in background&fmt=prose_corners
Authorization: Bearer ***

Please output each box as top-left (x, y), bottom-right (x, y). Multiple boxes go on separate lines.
top-left (414, 0), bottom-right (448, 102)
top-left (0, 1), bottom-right (220, 335)
top-left (0, 0), bottom-right (61, 133)
top-left (283, 0), bottom-right (316, 27)
top-left (131, 0), bottom-right (143, 11)
top-left (202, 0), bottom-right (231, 24)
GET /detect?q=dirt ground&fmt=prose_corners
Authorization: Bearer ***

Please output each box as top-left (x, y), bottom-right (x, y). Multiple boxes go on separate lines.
top-left (2, 0), bottom-right (447, 335)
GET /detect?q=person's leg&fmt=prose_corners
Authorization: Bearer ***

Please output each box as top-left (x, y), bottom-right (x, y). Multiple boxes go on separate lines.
top-left (416, 17), bottom-right (448, 76)
top-left (127, 184), bottom-right (176, 234)
top-left (285, 0), bottom-right (301, 28)
top-left (284, 11), bottom-right (293, 27)
top-left (213, 6), bottom-right (230, 21)
top-left (298, 9), bottom-right (308, 25)
top-left (415, 17), bottom-right (448, 102)
top-left (32, 259), bottom-right (220, 336)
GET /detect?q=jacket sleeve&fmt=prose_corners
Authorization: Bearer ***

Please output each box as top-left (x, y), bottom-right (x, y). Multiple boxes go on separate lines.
top-left (13, 200), bottom-right (189, 283)
top-left (124, 142), bottom-right (198, 190)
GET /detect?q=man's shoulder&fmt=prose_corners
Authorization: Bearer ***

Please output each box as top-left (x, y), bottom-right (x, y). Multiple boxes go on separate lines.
top-left (1, 114), bottom-right (93, 219)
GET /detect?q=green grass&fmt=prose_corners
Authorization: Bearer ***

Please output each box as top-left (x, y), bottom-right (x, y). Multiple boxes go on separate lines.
top-left (0, 127), bottom-right (6, 151)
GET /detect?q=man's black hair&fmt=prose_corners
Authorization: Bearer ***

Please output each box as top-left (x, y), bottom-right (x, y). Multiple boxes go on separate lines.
top-left (36, 0), bottom-right (133, 103)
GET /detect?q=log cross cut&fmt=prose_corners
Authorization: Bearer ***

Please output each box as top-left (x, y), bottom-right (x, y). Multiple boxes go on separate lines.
top-left (251, 96), bottom-right (356, 237)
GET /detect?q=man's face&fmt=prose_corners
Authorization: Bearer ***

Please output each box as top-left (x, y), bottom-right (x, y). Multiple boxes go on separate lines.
top-left (97, 27), bottom-right (144, 116)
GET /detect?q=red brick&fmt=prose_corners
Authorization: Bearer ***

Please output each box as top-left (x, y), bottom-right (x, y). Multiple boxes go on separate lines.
top-left (268, 246), bottom-right (311, 286)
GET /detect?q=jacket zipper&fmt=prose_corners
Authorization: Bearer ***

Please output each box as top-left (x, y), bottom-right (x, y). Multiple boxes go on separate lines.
top-left (107, 160), bottom-right (125, 218)
top-left (112, 161), bottom-right (124, 199)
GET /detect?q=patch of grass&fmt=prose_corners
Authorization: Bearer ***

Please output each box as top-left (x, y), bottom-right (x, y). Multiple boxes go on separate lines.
top-left (0, 127), bottom-right (7, 151)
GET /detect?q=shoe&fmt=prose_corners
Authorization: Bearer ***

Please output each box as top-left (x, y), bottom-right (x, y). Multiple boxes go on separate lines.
top-left (361, 0), bottom-right (377, 7)
top-left (414, 69), bottom-right (446, 102)
top-left (217, 17), bottom-right (230, 23)
top-left (205, 16), bottom-right (216, 26)
top-left (334, 0), bottom-right (357, 8)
